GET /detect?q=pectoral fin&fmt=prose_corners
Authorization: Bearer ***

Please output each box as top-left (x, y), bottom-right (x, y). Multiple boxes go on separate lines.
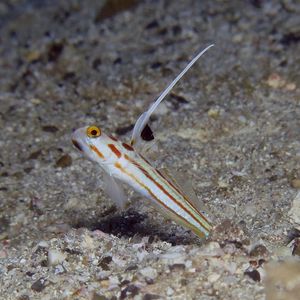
top-left (102, 172), bottom-right (127, 209)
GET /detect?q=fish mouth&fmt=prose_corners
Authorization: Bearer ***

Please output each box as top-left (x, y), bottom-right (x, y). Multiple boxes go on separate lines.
top-left (72, 139), bottom-right (83, 152)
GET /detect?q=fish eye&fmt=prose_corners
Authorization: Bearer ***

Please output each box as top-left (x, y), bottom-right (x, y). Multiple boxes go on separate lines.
top-left (86, 126), bottom-right (101, 138)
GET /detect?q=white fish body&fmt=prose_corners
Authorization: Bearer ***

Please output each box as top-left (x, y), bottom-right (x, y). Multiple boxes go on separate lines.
top-left (72, 45), bottom-right (214, 238)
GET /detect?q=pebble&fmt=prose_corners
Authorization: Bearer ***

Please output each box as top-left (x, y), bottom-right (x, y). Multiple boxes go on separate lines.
top-left (109, 276), bottom-right (119, 289)
top-left (139, 266), bottom-right (158, 280)
top-left (244, 269), bottom-right (261, 282)
top-left (20, 258), bottom-right (27, 264)
top-left (266, 73), bottom-right (297, 90)
top-left (136, 250), bottom-right (149, 262)
top-left (291, 179), bottom-right (300, 189)
top-left (54, 264), bottom-right (66, 274)
top-left (142, 293), bottom-right (161, 300)
top-left (249, 244), bottom-right (269, 257)
top-left (208, 107), bottom-right (221, 119)
top-left (166, 287), bottom-right (174, 296)
top-left (92, 293), bottom-right (108, 300)
top-left (24, 50), bottom-right (41, 62)
top-left (0, 250), bottom-right (8, 258)
top-left (198, 242), bottom-right (224, 257)
top-left (48, 249), bottom-right (66, 266)
top-left (160, 247), bottom-right (186, 264)
top-left (81, 233), bottom-right (95, 250)
top-left (30, 98), bottom-right (42, 105)
top-left (289, 191), bottom-right (300, 224)
top-left (37, 241), bottom-right (49, 248)
top-left (208, 273), bottom-right (221, 283)
top-left (31, 277), bottom-right (46, 292)
top-left (217, 180), bottom-right (229, 189)
top-left (223, 275), bottom-right (238, 285)
top-left (224, 261), bottom-right (237, 275)
top-left (55, 154), bottom-right (72, 168)
top-left (266, 73), bottom-right (285, 88)
top-left (185, 260), bottom-right (192, 268)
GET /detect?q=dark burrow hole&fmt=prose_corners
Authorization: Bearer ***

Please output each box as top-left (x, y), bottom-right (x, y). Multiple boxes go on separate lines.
top-left (71, 209), bottom-right (197, 245)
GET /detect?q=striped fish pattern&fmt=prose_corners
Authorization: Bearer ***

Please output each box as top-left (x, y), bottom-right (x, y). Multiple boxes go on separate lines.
top-left (72, 45), bottom-right (214, 238)
top-left (72, 129), bottom-right (212, 237)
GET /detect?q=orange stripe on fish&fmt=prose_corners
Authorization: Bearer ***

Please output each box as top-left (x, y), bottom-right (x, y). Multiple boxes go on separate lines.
top-left (124, 154), bottom-right (211, 232)
top-left (90, 145), bottom-right (104, 158)
top-left (114, 161), bottom-right (205, 236)
top-left (108, 144), bottom-right (122, 158)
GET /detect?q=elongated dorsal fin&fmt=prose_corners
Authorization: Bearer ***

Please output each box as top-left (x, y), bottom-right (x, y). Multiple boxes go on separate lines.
top-left (130, 44), bottom-right (214, 148)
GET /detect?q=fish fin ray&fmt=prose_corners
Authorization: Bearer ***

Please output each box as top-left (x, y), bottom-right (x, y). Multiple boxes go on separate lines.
top-left (158, 167), bottom-right (212, 219)
top-left (130, 44), bottom-right (214, 147)
top-left (102, 172), bottom-right (127, 209)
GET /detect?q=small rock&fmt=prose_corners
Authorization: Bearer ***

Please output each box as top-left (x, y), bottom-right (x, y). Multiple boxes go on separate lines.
top-left (126, 264), bottom-right (138, 271)
top-left (266, 73), bottom-right (297, 91)
top-left (99, 256), bottom-right (112, 270)
top-left (65, 197), bottom-right (80, 209)
top-left (42, 125), bottom-right (59, 133)
top-left (223, 275), bottom-right (238, 285)
top-left (208, 273), bottom-right (221, 283)
top-left (185, 260), bottom-right (192, 268)
top-left (81, 233), bottom-right (95, 250)
top-left (24, 49), bottom-right (41, 62)
top-left (96, 271), bottom-right (110, 281)
top-left (54, 264), bottom-right (66, 274)
top-left (20, 258), bottom-right (26, 264)
top-left (232, 33), bottom-right (243, 43)
top-left (169, 263), bottom-right (185, 271)
top-left (120, 284), bottom-right (140, 299)
top-left (48, 249), bottom-right (66, 266)
top-left (142, 294), bottom-right (161, 300)
top-left (292, 239), bottom-right (300, 256)
top-left (285, 82), bottom-right (296, 91)
top-left (225, 261), bottom-right (237, 275)
top-left (217, 180), bottom-right (229, 189)
top-left (139, 266), bottom-right (158, 280)
top-left (30, 98), bottom-right (41, 105)
top-left (208, 107), bottom-right (221, 119)
top-left (223, 243), bottom-right (237, 255)
top-left (92, 293), bottom-right (108, 300)
top-left (28, 149), bottom-right (42, 160)
top-left (166, 287), bottom-right (174, 296)
top-left (109, 276), bottom-right (120, 289)
top-left (160, 246), bottom-right (186, 264)
top-left (289, 191), bottom-right (300, 224)
top-left (291, 179), bottom-right (300, 189)
top-left (47, 41), bottom-right (64, 62)
top-left (0, 250), bottom-right (8, 258)
top-left (31, 277), bottom-right (46, 292)
top-left (244, 269), bottom-right (261, 282)
top-left (198, 242), bottom-right (224, 257)
top-left (55, 154), bottom-right (72, 168)
top-left (249, 244), bottom-right (269, 257)
top-left (266, 73), bottom-right (285, 88)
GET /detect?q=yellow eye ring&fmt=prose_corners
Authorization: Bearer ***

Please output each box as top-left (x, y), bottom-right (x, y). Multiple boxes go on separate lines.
top-left (86, 126), bottom-right (101, 138)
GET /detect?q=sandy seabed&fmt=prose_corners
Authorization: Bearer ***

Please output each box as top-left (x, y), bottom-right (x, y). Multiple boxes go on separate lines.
top-left (0, 0), bottom-right (300, 299)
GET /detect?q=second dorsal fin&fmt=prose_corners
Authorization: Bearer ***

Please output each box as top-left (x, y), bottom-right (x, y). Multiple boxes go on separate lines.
top-left (158, 167), bottom-right (212, 218)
